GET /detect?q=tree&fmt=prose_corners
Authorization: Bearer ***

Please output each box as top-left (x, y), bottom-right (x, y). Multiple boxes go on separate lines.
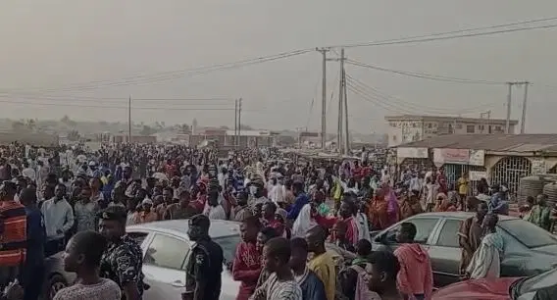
top-left (60, 115), bottom-right (76, 127)
top-left (140, 125), bottom-right (156, 136)
top-left (26, 119), bottom-right (36, 131)
top-left (11, 121), bottom-right (25, 131)
top-left (179, 123), bottom-right (190, 133)
top-left (67, 130), bottom-right (81, 141)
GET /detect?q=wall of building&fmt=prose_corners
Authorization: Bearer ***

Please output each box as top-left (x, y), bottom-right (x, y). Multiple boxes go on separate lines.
top-left (387, 118), bottom-right (516, 147)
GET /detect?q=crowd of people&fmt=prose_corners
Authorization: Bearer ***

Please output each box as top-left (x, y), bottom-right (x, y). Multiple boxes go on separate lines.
top-left (0, 142), bottom-right (553, 300)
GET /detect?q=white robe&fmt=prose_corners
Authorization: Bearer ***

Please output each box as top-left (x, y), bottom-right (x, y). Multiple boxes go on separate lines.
top-left (466, 233), bottom-right (503, 279)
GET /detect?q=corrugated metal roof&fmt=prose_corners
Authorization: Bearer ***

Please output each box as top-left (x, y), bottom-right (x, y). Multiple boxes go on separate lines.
top-left (397, 134), bottom-right (557, 152)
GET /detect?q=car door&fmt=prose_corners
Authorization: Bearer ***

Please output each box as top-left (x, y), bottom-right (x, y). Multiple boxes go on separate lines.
top-left (141, 233), bottom-right (191, 300)
top-left (427, 218), bottom-right (462, 287)
top-left (373, 217), bottom-right (441, 252)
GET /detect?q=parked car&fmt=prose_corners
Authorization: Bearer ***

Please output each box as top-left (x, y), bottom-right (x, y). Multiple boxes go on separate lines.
top-left (45, 219), bottom-right (242, 300)
top-left (371, 212), bottom-right (557, 287)
top-left (433, 266), bottom-right (557, 299)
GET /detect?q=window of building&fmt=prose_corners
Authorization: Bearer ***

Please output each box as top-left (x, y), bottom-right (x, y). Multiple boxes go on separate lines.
top-left (495, 126), bottom-right (502, 131)
top-left (392, 135), bottom-right (397, 142)
top-left (427, 123), bottom-right (432, 129)
top-left (478, 125), bottom-right (485, 131)
top-left (466, 125), bottom-right (475, 133)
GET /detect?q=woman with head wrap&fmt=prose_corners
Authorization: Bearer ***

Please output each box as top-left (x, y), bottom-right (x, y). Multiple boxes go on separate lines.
top-left (434, 193), bottom-right (457, 212)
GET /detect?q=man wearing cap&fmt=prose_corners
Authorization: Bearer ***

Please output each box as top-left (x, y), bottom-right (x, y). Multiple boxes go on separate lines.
top-left (183, 214), bottom-right (223, 300)
top-left (99, 206), bottom-right (145, 300)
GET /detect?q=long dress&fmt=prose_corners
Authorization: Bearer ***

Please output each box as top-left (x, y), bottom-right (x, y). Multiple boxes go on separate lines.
top-left (466, 232), bottom-right (504, 279)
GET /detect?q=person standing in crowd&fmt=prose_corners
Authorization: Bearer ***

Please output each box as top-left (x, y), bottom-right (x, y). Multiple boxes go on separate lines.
top-left (0, 181), bottom-right (27, 289)
top-left (233, 216), bottom-right (262, 300)
top-left (254, 227), bottom-right (280, 290)
top-left (458, 202), bottom-right (488, 276)
top-left (456, 172), bottom-right (469, 209)
top-left (488, 185), bottom-right (508, 215)
top-left (394, 222), bottom-right (433, 300)
top-left (163, 190), bottom-right (196, 220)
top-left (286, 181), bottom-right (308, 222)
top-left (423, 176), bottom-right (439, 212)
top-left (132, 198), bottom-right (157, 224)
top-left (339, 201), bottom-right (359, 247)
top-left (74, 185), bottom-right (100, 232)
top-left (306, 225), bottom-right (335, 300)
top-left (366, 251), bottom-right (402, 300)
top-left (525, 194), bottom-right (552, 231)
top-left (19, 187), bottom-right (45, 300)
top-left (233, 192), bottom-right (252, 222)
top-left (42, 183), bottom-right (74, 256)
top-left (98, 206), bottom-right (144, 300)
top-left (205, 190), bottom-right (226, 220)
top-left (53, 231), bottom-right (121, 300)
top-left (183, 214), bottom-right (223, 300)
top-left (289, 238), bottom-right (326, 300)
top-left (261, 202), bottom-right (281, 230)
top-left (465, 213), bottom-right (504, 279)
top-left (21, 162), bottom-right (35, 184)
top-left (250, 237), bottom-right (302, 300)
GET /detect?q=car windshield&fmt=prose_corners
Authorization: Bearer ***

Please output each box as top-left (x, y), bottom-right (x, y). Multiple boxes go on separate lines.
top-left (214, 234), bottom-right (241, 265)
top-left (511, 268), bottom-right (557, 299)
top-left (499, 219), bottom-right (557, 248)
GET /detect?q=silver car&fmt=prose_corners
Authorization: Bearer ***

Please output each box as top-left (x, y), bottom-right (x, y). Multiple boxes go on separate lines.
top-left (46, 219), bottom-right (242, 300)
top-left (371, 211), bottom-right (557, 287)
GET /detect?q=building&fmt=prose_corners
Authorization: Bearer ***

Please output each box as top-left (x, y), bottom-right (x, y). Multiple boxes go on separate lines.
top-left (188, 129), bottom-right (280, 148)
top-left (385, 115), bottom-right (518, 147)
top-left (110, 135), bottom-right (157, 144)
top-left (393, 134), bottom-right (557, 203)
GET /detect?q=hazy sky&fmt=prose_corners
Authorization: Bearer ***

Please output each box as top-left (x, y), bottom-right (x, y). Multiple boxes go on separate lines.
top-left (1, 0), bottom-right (556, 133)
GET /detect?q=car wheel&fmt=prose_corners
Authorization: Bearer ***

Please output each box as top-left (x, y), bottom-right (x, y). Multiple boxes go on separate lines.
top-left (47, 274), bottom-right (68, 300)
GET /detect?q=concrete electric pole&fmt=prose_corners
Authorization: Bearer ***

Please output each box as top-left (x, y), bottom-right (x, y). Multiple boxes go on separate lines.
top-left (505, 81), bottom-right (529, 134)
top-left (128, 95), bottom-right (132, 143)
top-left (340, 49), bottom-right (349, 155)
top-left (505, 82), bottom-right (513, 134)
top-left (234, 99), bottom-right (238, 147)
top-left (519, 82), bottom-right (530, 134)
top-left (316, 48), bottom-right (329, 149)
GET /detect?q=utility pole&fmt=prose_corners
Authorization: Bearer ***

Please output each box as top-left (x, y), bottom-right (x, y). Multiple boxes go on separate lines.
top-left (505, 81), bottom-right (529, 134)
top-left (234, 99), bottom-right (238, 148)
top-left (316, 48), bottom-right (329, 150)
top-left (341, 49), bottom-right (349, 155)
top-left (520, 82), bottom-right (530, 134)
top-left (505, 82), bottom-right (513, 134)
top-left (480, 110), bottom-right (491, 134)
top-left (337, 52), bottom-right (344, 152)
top-left (238, 98), bottom-right (243, 147)
top-left (128, 95), bottom-right (132, 143)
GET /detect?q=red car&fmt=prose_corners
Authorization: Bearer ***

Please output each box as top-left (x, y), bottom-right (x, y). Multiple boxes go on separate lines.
top-left (433, 268), bottom-right (557, 300)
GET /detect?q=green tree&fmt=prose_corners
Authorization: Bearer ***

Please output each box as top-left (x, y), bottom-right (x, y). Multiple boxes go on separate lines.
top-left (140, 125), bottom-right (156, 135)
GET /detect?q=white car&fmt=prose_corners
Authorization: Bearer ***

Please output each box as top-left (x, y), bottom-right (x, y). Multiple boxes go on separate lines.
top-left (46, 219), bottom-right (242, 300)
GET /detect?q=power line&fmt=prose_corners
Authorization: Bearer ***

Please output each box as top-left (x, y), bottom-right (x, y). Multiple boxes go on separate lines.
top-left (0, 50), bottom-right (313, 95)
top-left (346, 59), bottom-right (504, 85)
top-left (332, 17), bottom-right (557, 48)
top-left (0, 94), bottom-right (237, 103)
top-left (346, 73), bottom-right (500, 115)
top-left (0, 98), bottom-right (268, 112)
top-left (1, 17), bottom-right (556, 95)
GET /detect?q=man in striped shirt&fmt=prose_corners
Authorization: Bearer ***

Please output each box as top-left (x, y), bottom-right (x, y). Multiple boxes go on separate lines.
top-left (0, 181), bottom-right (27, 289)
top-left (394, 222), bottom-right (433, 300)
